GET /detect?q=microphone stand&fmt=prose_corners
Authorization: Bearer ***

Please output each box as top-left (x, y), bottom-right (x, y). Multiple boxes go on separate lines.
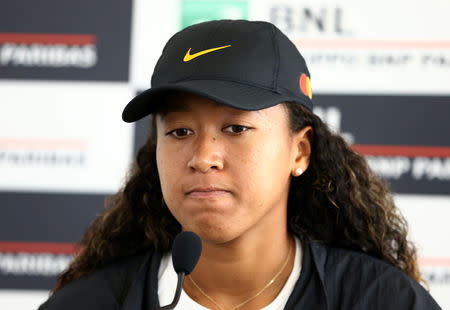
top-left (158, 271), bottom-right (185, 310)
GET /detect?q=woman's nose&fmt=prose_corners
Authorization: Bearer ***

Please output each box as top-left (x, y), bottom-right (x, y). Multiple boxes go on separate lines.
top-left (187, 135), bottom-right (224, 173)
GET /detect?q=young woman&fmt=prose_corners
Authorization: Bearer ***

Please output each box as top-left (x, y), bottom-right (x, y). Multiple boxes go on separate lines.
top-left (39, 20), bottom-right (440, 309)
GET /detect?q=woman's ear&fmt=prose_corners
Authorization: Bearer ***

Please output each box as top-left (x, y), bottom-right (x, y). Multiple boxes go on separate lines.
top-left (291, 126), bottom-right (313, 177)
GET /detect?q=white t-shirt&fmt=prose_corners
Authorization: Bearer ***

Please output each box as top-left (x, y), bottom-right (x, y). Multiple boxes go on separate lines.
top-left (157, 237), bottom-right (302, 309)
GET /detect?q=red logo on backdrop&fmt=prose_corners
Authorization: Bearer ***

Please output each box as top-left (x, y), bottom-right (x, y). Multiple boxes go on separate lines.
top-left (0, 32), bottom-right (98, 68)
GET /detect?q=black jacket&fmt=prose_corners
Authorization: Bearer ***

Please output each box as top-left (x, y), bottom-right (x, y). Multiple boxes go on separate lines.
top-left (38, 240), bottom-right (441, 310)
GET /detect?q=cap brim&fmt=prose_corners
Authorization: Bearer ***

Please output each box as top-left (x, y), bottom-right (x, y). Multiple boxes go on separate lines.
top-left (122, 80), bottom-right (307, 122)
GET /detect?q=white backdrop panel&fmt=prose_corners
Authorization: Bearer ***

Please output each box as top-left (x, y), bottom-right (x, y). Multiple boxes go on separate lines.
top-left (0, 81), bottom-right (134, 193)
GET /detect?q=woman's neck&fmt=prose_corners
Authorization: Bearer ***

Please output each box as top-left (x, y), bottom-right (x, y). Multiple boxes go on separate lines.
top-left (182, 230), bottom-right (295, 310)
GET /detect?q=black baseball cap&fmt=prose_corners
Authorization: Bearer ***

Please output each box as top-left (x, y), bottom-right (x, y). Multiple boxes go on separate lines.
top-left (122, 19), bottom-right (312, 122)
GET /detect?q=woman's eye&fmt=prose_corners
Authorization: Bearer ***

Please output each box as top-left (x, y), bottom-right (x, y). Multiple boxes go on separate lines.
top-left (167, 128), bottom-right (193, 137)
top-left (224, 125), bottom-right (250, 134)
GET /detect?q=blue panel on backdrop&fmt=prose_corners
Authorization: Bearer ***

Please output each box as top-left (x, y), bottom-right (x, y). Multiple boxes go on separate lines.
top-left (313, 94), bottom-right (450, 195)
top-left (0, 0), bottom-right (132, 81)
top-left (0, 193), bottom-right (107, 289)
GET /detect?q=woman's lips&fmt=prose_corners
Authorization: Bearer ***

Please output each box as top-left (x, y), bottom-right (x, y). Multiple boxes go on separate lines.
top-left (186, 187), bottom-right (230, 198)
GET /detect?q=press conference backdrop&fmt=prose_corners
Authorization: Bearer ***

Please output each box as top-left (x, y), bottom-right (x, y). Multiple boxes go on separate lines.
top-left (1, 0), bottom-right (449, 308)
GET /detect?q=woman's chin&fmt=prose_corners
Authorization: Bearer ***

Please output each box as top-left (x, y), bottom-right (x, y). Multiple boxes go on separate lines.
top-left (183, 221), bottom-right (244, 245)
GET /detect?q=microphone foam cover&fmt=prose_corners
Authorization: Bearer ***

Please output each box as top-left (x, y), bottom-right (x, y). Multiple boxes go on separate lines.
top-left (172, 231), bottom-right (202, 275)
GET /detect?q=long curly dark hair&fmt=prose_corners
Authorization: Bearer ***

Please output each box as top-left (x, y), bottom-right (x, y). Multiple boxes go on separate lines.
top-left (53, 101), bottom-right (421, 292)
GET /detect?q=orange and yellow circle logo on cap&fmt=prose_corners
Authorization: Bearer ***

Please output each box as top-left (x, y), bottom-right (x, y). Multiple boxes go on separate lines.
top-left (299, 73), bottom-right (312, 99)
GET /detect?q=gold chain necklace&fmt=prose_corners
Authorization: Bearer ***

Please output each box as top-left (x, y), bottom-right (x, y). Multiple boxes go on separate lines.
top-left (187, 239), bottom-right (293, 310)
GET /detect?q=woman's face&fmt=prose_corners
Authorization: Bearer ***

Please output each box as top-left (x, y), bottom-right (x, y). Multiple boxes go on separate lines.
top-left (155, 92), bottom-right (310, 244)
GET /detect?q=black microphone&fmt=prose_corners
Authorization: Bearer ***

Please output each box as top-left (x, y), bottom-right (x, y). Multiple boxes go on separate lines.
top-left (157, 231), bottom-right (202, 310)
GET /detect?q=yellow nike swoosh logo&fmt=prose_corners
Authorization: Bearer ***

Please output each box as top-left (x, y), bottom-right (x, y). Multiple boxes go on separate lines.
top-left (183, 45), bottom-right (231, 62)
